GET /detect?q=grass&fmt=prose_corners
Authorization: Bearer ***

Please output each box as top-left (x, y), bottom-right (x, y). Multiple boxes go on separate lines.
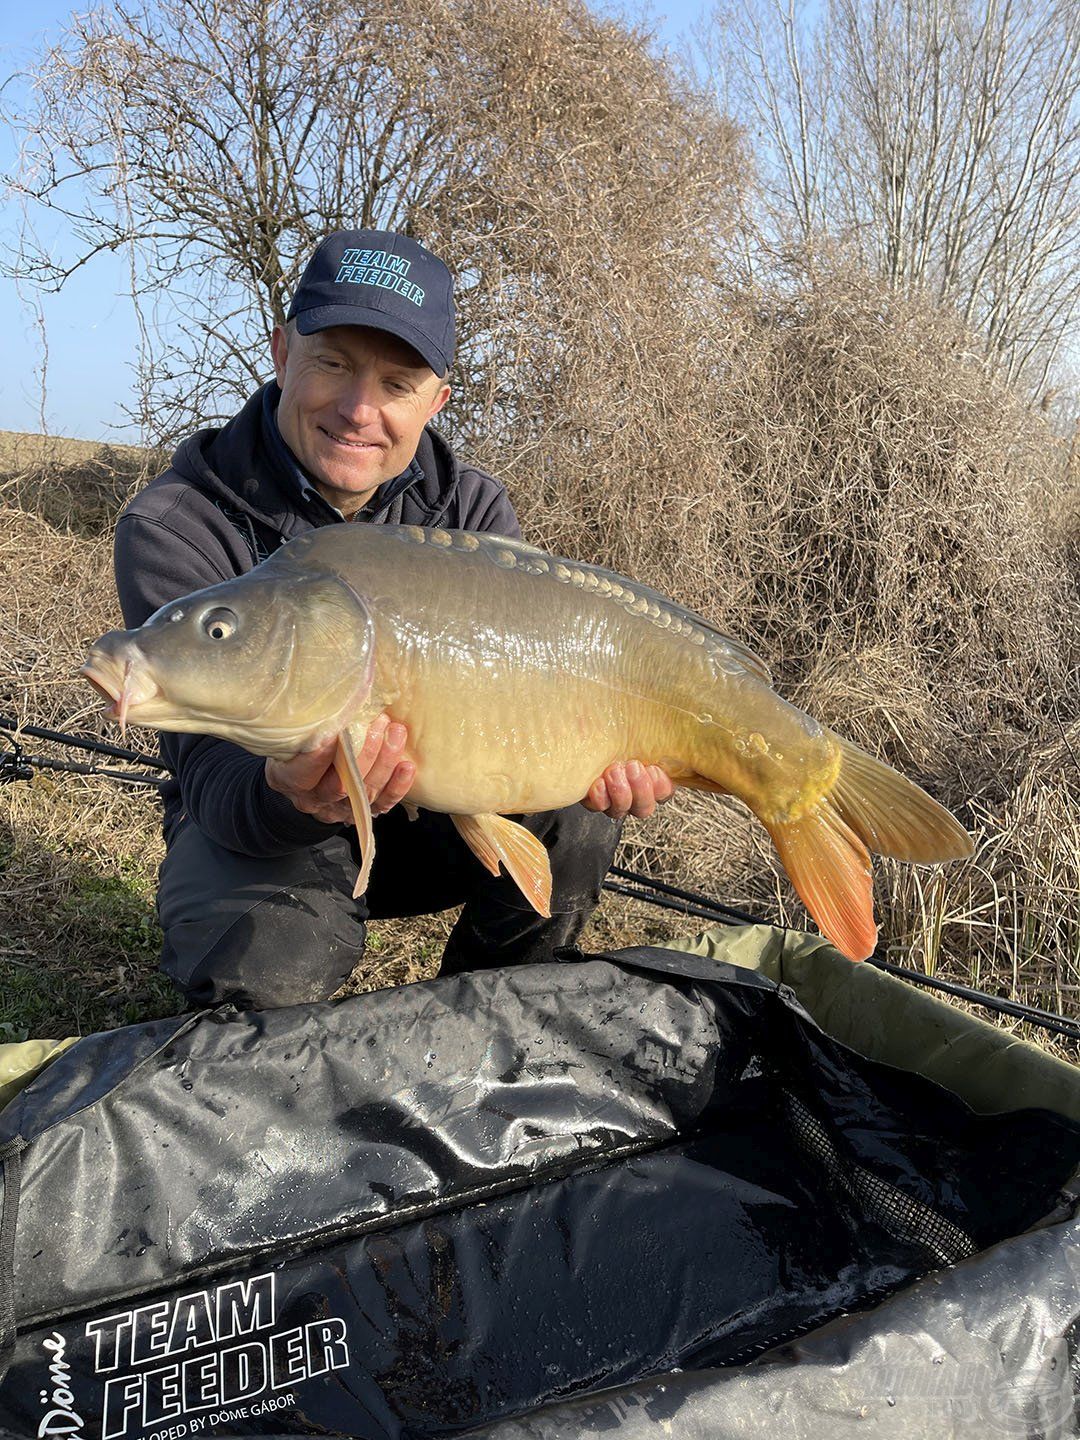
top-left (0, 429), bottom-right (152, 536)
top-left (0, 775), bottom-right (175, 1039)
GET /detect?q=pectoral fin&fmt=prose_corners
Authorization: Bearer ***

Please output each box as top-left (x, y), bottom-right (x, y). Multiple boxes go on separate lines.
top-left (335, 727), bottom-right (375, 900)
top-left (451, 813), bottom-right (553, 917)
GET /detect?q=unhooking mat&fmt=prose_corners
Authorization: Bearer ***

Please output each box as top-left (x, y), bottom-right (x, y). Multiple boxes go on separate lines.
top-left (0, 926), bottom-right (1076, 1439)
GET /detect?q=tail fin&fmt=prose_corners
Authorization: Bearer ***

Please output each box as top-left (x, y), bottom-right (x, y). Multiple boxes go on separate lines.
top-left (764, 802), bottom-right (878, 962)
top-left (828, 735), bottom-right (974, 864)
top-left (763, 737), bottom-right (973, 963)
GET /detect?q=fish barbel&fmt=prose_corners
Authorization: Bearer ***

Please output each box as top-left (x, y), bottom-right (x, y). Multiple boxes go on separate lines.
top-left (81, 524), bottom-right (973, 961)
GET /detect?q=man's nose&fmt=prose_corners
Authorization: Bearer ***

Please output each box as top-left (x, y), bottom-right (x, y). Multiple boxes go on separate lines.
top-left (336, 375), bottom-right (379, 425)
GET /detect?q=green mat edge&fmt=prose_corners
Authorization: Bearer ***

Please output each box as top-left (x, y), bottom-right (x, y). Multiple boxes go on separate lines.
top-left (669, 923), bottom-right (1080, 1122)
top-left (0, 1036), bottom-right (78, 1113)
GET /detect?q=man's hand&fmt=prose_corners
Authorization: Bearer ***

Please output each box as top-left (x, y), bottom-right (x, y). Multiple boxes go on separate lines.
top-left (265, 713), bottom-right (415, 824)
top-left (582, 761), bottom-right (675, 820)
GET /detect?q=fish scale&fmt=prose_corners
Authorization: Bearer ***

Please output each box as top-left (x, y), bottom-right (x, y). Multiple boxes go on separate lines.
top-left (390, 525), bottom-right (771, 680)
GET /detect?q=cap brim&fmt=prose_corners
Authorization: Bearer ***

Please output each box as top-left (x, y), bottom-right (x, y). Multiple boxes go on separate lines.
top-left (292, 304), bottom-right (450, 375)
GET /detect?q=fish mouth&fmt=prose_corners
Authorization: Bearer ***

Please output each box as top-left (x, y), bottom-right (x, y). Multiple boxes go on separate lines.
top-left (80, 651), bottom-right (161, 736)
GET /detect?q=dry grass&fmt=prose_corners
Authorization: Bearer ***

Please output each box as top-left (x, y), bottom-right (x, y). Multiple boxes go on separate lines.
top-left (0, 491), bottom-right (167, 1036)
top-left (0, 430), bottom-right (154, 535)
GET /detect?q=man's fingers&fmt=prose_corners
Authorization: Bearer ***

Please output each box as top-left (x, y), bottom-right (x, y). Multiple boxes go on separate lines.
top-left (582, 761), bottom-right (676, 819)
top-left (649, 766), bottom-right (676, 803)
top-left (288, 739), bottom-right (339, 789)
top-left (625, 760), bottom-right (658, 818)
top-left (356, 713), bottom-right (391, 773)
top-left (364, 720), bottom-right (407, 801)
top-left (310, 798), bottom-right (357, 824)
top-left (371, 759), bottom-right (416, 816)
top-left (603, 763), bottom-right (633, 818)
top-left (265, 739), bottom-right (337, 801)
top-left (266, 717), bottom-right (416, 825)
top-left (581, 776), bottom-right (611, 812)
top-left (311, 764), bottom-right (349, 806)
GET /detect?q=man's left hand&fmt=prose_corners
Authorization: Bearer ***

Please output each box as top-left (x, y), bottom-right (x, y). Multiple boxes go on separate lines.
top-left (582, 761), bottom-right (675, 820)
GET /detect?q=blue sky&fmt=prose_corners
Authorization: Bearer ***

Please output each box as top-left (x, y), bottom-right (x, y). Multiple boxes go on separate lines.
top-left (0, 0), bottom-right (710, 441)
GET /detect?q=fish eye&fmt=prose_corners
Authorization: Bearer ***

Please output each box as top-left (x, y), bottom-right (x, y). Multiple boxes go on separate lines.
top-left (202, 607), bottom-right (238, 641)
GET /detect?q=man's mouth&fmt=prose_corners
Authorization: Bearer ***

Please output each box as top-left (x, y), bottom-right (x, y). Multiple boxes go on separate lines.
top-left (320, 427), bottom-right (384, 451)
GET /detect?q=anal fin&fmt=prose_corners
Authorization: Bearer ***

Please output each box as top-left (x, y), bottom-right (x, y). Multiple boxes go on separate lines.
top-left (675, 772), bottom-right (727, 795)
top-left (335, 728), bottom-right (375, 900)
top-left (452, 813), bottom-right (553, 917)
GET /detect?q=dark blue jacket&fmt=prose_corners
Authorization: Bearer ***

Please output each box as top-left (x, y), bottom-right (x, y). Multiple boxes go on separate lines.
top-left (114, 382), bottom-right (521, 855)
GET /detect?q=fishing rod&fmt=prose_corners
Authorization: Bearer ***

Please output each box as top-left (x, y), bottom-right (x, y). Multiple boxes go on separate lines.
top-left (602, 868), bottom-right (1080, 1042)
top-left (0, 716), bottom-right (168, 771)
top-left (0, 747), bottom-right (168, 789)
top-left (0, 717), bottom-right (168, 790)
top-left (4, 714), bottom-right (1077, 1040)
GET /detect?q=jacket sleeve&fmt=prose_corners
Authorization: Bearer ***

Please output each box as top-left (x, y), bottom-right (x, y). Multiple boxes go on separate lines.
top-left (452, 465), bottom-right (523, 540)
top-left (114, 508), bottom-right (341, 857)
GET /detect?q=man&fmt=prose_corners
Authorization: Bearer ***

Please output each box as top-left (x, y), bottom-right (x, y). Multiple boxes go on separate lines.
top-left (115, 229), bottom-right (672, 1009)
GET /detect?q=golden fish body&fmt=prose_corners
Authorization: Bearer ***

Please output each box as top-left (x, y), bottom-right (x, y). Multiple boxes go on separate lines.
top-left (376, 546), bottom-right (830, 816)
top-left (82, 524), bottom-right (972, 961)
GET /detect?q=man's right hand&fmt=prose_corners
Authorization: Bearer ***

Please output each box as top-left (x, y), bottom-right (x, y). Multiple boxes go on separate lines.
top-left (265, 713), bottom-right (415, 825)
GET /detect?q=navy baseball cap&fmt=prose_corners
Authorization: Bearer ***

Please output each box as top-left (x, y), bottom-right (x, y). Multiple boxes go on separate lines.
top-left (286, 229), bottom-right (455, 375)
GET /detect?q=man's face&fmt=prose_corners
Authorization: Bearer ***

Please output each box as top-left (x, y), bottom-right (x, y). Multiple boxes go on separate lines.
top-left (271, 324), bottom-right (451, 515)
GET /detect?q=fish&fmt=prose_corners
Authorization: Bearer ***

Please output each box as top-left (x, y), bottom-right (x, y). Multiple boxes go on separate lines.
top-left (81, 524), bottom-right (973, 961)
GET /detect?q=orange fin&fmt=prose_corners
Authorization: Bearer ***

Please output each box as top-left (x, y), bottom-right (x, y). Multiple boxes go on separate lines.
top-left (452, 813), bottom-right (553, 917)
top-left (646, 762), bottom-right (725, 795)
top-left (335, 727), bottom-right (375, 900)
top-left (830, 735), bottom-right (974, 863)
top-left (765, 800), bottom-right (878, 962)
top-left (674, 772), bottom-right (727, 795)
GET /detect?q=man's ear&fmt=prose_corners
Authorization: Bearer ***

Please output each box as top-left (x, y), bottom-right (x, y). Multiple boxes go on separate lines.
top-left (428, 383), bottom-right (452, 421)
top-left (270, 325), bottom-right (289, 386)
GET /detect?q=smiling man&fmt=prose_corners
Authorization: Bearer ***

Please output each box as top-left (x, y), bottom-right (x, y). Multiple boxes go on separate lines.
top-left (272, 324), bottom-right (450, 515)
top-left (114, 229), bottom-right (671, 1009)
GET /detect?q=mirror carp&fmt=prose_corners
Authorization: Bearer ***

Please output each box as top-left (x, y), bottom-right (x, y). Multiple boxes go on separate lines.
top-left (82, 525), bottom-right (973, 961)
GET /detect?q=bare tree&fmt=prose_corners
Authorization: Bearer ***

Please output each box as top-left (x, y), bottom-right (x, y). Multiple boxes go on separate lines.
top-left (705, 0), bottom-right (1080, 390)
top-left (4, 0), bottom-right (743, 450)
top-left (5, 0), bottom-right (475, 437)
top-left (699, 0), bottom-right (832, 261)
